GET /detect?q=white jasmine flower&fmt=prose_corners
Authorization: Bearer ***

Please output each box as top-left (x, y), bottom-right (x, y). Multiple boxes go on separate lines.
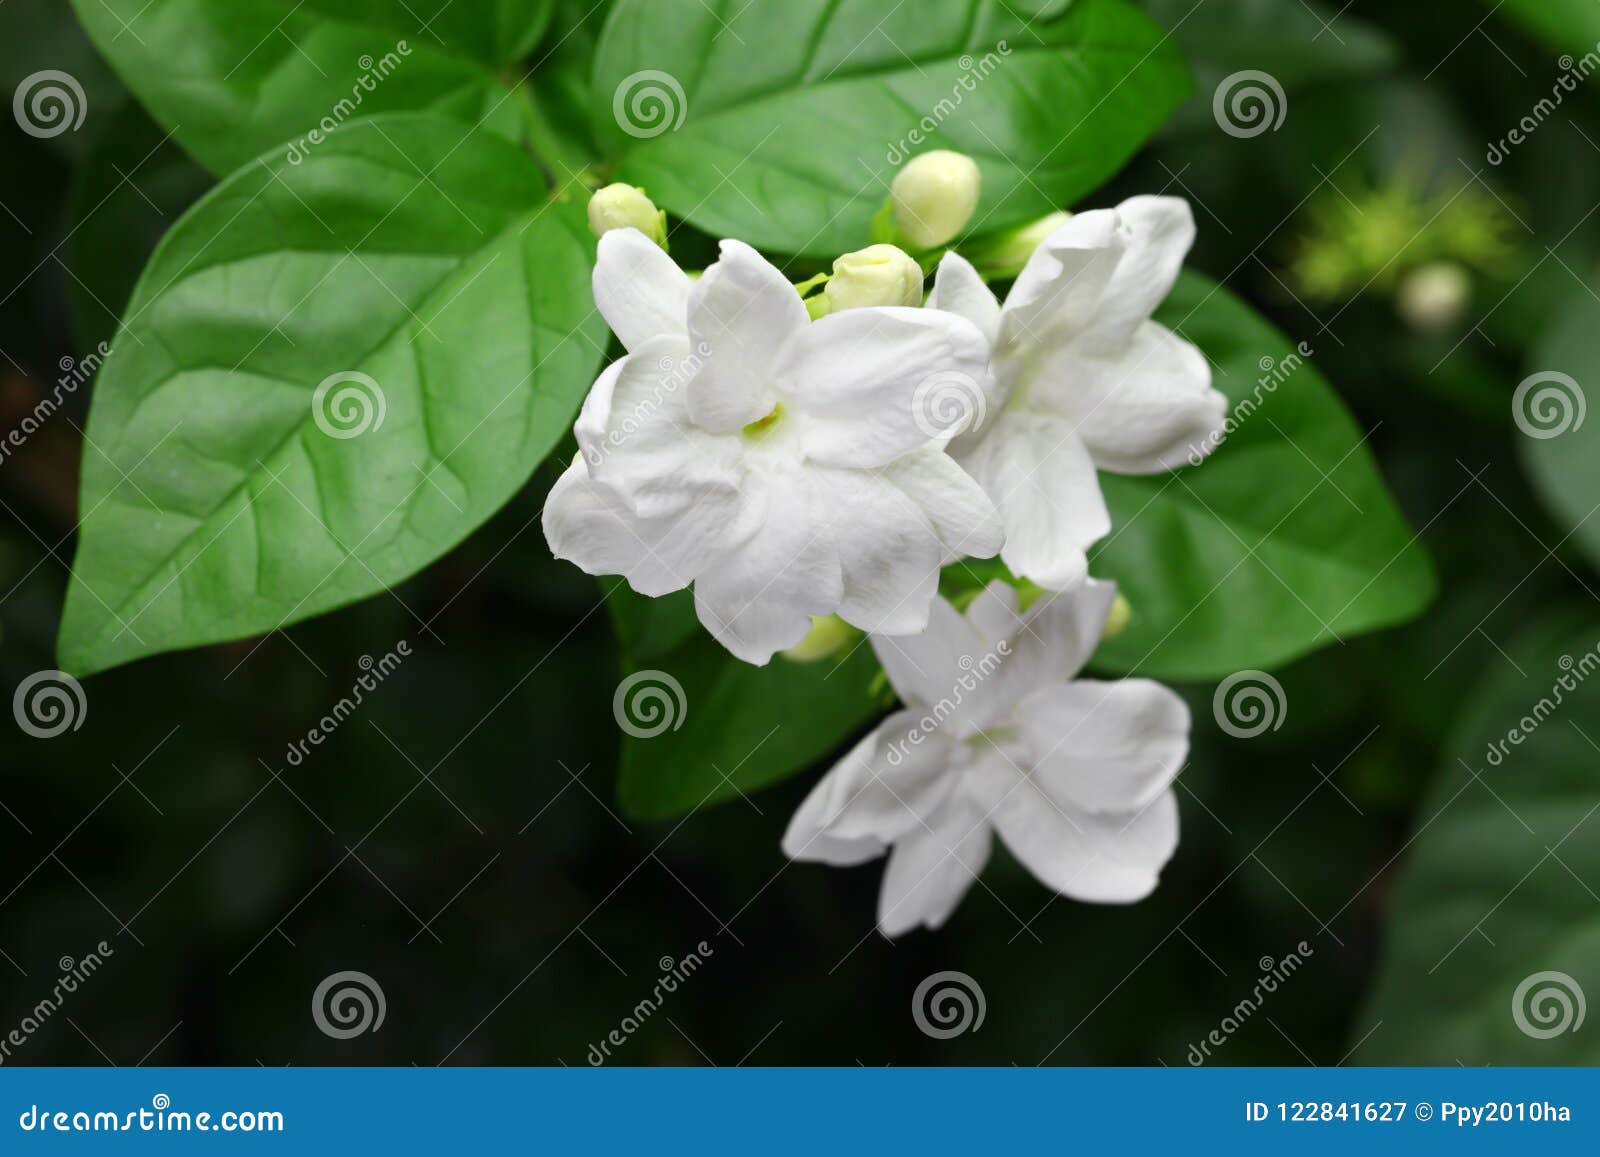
top-left (783, 579), bottom-right (1189, 936)
top-left (543, 228), bottom-right (1004, 665)
top-left (928, 197), bottom-right (1228, 589)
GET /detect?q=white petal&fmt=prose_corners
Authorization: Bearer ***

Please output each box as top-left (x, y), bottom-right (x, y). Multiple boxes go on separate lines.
top-left (1040, 321), bottom-right (1227, 475)
top-left (592, 228), bottom-right (691, 353)
top-left (692, 469), bottom-right (843, 665)
top-left (1014, 678), bottom-right (1190, 814)
top-left (870, 595), bottom-right (981, 708)
top-left (880, 448), bottom-right (1003, 563)
top-left (956, 409), bottom-right (1110, 590)
top-left (542, 456), bottom-right (727, 596)
top-left (782, 307), bottom-right (989, 468)
top-left (1000, 578), bottom-right (1118, 690)
top-left (927, 251), bottom-right (1001, 345)
top-left (583, 336), bottom-right (742, 517)
top-left (812, 467), bottom-right (942, 636)
top-left (686, 239), bottom-right (807, 432)
top-left (877, 789), bottom-right (994, 936)
top-left (1000, 209), bottom-right (1124, 350)
top-left (964, 580), bottom-right (1022, 649)
top-left (1084, 196), bottom-right (1195, 352)
top-left (984, 750), bottom-right (1180, 903)
top-left (782, 713), bottom-right (961, 865)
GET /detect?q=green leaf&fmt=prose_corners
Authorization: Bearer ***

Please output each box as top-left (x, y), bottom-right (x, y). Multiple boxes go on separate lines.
top-left (69, 0), bottom-right (555, 175)
top-left (591, 0), bottom-right (1189, 257)
top-left (611, 588), bottom-right (882, 821)
top-left (58, 114), bottom-right (608, 676)
top-left (1354, 607), bottom-right (1600, 1063)
top-left (1091, 274), bottom-right (1436, 679)
top-left (1518, 288), bottom-right (1600, 573)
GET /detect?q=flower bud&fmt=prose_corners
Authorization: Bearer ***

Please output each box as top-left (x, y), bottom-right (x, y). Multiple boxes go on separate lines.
top-left (1396, 261), bottom-right (1471, 332)
top-left (824, 244), bottom-right (923, 311)
top-left (891, 150), bottom-right (981, 250)
top-left (586, 183), bottom-right (667, 246)
top-left (1103, 593), bottom-right (1133, 640)
top-left (781, 615), bottom-right (860, 663)
top-left (964, 210), bottom-right (1073, 279)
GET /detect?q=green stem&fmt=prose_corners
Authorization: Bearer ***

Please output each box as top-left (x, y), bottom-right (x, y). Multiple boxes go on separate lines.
top-left (513, 83), bottom-right (601, 199)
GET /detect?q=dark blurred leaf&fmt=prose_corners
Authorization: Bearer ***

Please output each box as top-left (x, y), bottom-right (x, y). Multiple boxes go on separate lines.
top-left (1355, 606), bottom-right (1600, 1063)
top-left (69, 0), bottom-right (555, 174)
top-left (610, 588), bottom-right (881, 821)
top-left (1093, 273), bottom-right (1437, 679)
top-left (58, 115), bottom-right (607, 676)
top-left (1518, 287), bottom-right (1600, 573)
top-left (592, 0), bottom-right (1190, 256)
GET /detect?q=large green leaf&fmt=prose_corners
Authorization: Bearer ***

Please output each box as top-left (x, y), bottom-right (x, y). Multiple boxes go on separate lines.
top-left (57, 115), bottom-right (608, 676)
top-left (610, 589), bottom-right (882, 821)
top-left (69, 0), bottom-right (555, 175)
top-left (1355, 608), bottom-right (1600, 1063)
top-left (1092, 274), bottom-right (1436, 679)
top-left (591, 0), bottom-right (1189, 257)
top-left (1518, 289), bottom-right (1600, 573)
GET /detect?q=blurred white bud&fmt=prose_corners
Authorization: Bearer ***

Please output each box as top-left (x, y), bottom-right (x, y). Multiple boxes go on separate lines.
top-left (587, 183), bottom-right (667, 246)
top-left (1103, 593), bottom-right (1133, 640)
top-left (1397, 261), bottom-right (1471, 332)
top-left (891, 150), bottom-right (981, 250)
top-left (824, 244), bottom-right (924, 311)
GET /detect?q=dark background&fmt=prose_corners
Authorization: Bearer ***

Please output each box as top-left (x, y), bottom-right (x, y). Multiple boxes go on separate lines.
top-left (0, 0), bottom-right (1594, 1065)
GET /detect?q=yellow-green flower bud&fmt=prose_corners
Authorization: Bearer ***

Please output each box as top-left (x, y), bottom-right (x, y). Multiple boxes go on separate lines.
top-left (1103, 593), bottom-right (1133, 640)
top-left (586, 183), bottom-right (667, 246)
top-left (891, 150), bottom-right (981, 250)
top-left (965, 210), bottom-right (1073, 279)
top-left (1396, 261), bottom-right (1471, 332)
top-left (824, 244), bottom-right (923, 311)
top-left (781, 615), bottom-right (860, 663)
